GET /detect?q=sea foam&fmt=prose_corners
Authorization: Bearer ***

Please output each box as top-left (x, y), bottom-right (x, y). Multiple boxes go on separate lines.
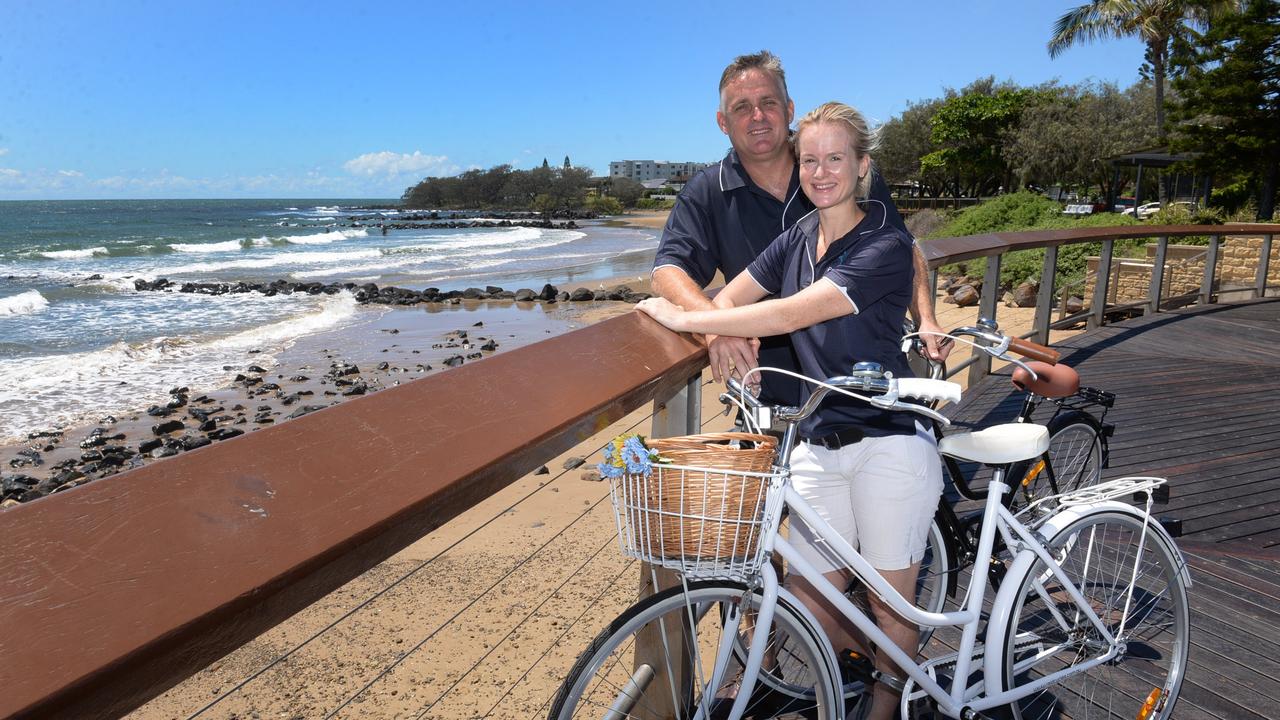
top-left (39, 247), bottom-right (109, 260)
top-left (0, 289), bottom-right (49, 316)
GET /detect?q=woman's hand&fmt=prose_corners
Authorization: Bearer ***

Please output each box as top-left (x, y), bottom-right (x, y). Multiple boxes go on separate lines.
top-left (635, 297), bottom-right (686, 331)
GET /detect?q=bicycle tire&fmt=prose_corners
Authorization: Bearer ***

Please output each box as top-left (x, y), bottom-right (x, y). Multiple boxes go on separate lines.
top-left (548, 580), bottom-right (841, 720)
top-left (1009, 410), bottom-right (1103, 509)
top-left (995, 510), bottom-right (1190, 720)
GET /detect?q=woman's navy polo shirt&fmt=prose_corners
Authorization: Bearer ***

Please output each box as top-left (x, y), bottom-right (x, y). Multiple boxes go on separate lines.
top-left (745, 201), bottom-right (917, 440)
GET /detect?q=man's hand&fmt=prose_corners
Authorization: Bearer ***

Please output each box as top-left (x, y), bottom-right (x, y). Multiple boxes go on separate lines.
top-left (707, 334), bottom-right (760, 386)
top-left (915, 318), bottom-right (954, 363)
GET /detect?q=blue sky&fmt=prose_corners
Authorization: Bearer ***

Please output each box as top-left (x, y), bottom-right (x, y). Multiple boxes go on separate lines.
top-left (0, 0), bottom-right (1148, 200)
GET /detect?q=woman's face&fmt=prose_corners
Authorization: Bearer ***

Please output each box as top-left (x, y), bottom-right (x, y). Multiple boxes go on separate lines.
top-left (797, 121), bottom-right (869, 211)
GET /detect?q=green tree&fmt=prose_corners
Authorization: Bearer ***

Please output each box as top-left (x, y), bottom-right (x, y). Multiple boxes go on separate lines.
top-left (1170, 0), bottom-right (1280, 218)
top-left (608, 177), bottom-right (645, 208)
top-left (1048, 0), bottom-right (1240, 144)
top-left (877, 97), bottom-right (950, 196)
top-left (1004, 80), bottom-right (1157, 197)
top-left (919, 78), bottom-right (1043, 196)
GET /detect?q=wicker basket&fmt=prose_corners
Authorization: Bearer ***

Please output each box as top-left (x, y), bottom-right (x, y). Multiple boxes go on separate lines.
top-left (610, 433), bottom-right (779, 577)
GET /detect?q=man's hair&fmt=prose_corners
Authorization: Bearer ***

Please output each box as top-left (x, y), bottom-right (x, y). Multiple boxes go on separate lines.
top-left (718, 50), bottom-right (789, 108)
top-left (795, 102), bottom-right (879, 198)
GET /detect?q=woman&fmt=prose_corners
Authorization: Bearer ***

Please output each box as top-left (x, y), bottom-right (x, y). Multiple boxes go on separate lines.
top-left (636, 101), bottom-right (943, 720)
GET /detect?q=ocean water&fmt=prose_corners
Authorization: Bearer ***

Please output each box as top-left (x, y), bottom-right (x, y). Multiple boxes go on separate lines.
top-left (0, 199), bottom-right (658, 442)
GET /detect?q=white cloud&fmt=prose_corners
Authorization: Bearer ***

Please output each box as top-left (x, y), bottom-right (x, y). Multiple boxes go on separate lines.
top-left (343, 150), bottom-right (458, 178)
top-left (0, 148), bottom-right (9, 157)
top-left (58, 169), bottom-right (83, 177)
top-left (0, 168), bottom-right (20, 177)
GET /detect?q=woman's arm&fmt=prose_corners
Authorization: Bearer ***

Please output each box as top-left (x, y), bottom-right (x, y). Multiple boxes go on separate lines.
top-left (637, 277), bottom-right (852, 338)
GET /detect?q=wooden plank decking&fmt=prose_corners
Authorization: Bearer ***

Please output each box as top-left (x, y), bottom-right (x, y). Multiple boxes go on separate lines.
top-left (947, 297), bottom-right (1280, 719)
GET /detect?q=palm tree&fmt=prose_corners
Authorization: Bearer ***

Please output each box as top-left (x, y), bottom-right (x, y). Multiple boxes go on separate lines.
top-left (1048, 1), bottom-right (1239, 143)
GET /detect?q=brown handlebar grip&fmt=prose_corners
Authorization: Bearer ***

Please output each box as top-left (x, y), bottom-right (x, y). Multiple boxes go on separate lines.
top-left (1008, 337), bottom-right (1061, 365)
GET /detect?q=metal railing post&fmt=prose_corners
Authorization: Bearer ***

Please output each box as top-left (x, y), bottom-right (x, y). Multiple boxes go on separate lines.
top-left (1089, 239), bottom-right (1114, 329)
top-left (1032, 244), bottom-right (1058, 344)
top-left (1148, 236), bottom-right (1168, 314)
top-left (967, 253), bottom-right (1002, 387)
top-left (651, 373), bottom-right (701, 439)
top-left (1257, 234), bottom-right (1274, 298)
top-left (1201, 234), bottom-right (1222, 306)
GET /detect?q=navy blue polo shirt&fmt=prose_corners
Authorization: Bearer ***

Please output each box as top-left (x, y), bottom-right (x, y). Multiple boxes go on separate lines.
top-left (654, 149), bottom-right (813, 405)
top-left (654, 148), bottom-right (910, 407)
top-left (745, 202), bottom-right (916, 440)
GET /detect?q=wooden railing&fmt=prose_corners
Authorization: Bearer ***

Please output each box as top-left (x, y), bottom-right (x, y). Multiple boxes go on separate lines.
top-left (0, 223), bottom-right (1272, 718)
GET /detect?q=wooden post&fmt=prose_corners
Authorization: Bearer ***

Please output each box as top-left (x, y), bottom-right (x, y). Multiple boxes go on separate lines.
top-left (1032, 244), bottom-right (1057, 345)
top-left (633, 373), bottom-right (702, 718)
top-left (1089, 239), bottom-right (1114, 329)
top-left (1256, 234), bottom-right (1274, 299)
top-left (1201, 234), bottom-right (1221, 306)
top-left (1148, 236), bottom-right (1169, 315)
top-left (967, 253), bottom-right (1002, 387)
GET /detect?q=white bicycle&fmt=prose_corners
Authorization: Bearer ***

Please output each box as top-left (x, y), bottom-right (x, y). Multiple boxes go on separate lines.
top-left (548, 334), bottom-right (1190, 720)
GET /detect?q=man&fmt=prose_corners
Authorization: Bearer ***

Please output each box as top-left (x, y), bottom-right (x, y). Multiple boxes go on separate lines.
top-left (653, 50), bottom-right (949, 409)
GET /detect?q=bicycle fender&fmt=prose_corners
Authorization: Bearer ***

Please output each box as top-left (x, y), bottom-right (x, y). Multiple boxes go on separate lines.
top-left (1040, 500), bottom-right (1191, 588)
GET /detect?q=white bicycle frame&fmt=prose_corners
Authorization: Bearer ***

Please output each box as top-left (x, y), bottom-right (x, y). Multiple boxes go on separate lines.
top-left (708, 462), bottom-right (1178, 720)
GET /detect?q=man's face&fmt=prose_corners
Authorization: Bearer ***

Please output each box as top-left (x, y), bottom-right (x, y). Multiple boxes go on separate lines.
top-left (716, 69), bottom-right (794, 163)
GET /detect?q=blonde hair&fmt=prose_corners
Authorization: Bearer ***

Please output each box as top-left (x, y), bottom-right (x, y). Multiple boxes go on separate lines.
top-left (795, 102), bottom-right (879, 198)
top-left (718, 50), bottom-right (789, 111)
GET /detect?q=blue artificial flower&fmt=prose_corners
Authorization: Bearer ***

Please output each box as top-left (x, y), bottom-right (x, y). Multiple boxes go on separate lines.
top-left (597, 433), bottom-right (660, 478)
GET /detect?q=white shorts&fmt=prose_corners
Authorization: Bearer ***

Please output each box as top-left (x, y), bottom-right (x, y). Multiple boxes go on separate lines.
top-left (788, 423), bottom-right (943, 572)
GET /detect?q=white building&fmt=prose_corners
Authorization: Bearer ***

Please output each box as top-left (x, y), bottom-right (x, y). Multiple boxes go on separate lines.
top-left (609, 160), bottom-right (713, 183)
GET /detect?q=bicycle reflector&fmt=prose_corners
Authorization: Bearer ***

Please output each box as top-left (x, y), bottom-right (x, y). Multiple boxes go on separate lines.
top-left (1136, 687), bottom-right (1164, 719)
top-left (1021, 459), bottom-right (1045, 487)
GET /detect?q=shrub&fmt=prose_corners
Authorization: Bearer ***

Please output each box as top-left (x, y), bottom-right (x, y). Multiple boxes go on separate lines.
top-left (925, 192), bottom-right (1142, 291)
top-left (636, 197), bottom-right (675, 210)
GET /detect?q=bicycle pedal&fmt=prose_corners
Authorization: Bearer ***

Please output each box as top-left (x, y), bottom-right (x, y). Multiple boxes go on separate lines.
top-left (838, 648), bottom-right (876, 685)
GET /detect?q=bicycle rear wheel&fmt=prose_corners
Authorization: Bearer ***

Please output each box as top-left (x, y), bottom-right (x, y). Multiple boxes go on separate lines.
top-left (1012, 411), bottom-right (1103, 508)
top-left (997, 511), bottom-right (1189, 720)
top-left (548, 580), bottom-right (840, 720)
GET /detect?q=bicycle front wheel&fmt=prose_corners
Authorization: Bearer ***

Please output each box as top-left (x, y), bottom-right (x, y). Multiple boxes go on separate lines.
top-left (548, 580), bottom-right (840, 720)
top-left (998, 511), bottom-right (1189, 720)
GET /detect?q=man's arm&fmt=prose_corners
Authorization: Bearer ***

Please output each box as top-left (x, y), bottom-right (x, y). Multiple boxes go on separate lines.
top-left (651, 266), bottom-right (760, 384)
top-left (909, 243), bottom-right (952, 362)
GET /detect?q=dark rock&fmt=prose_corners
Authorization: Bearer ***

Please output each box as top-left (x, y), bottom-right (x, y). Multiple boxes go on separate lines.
top-left (289, 375), bottom-right (309, 382)
top-left (330, 363), bottom-right (360, 377)
top-left (151, 419), bottom-right (185, 435)
top-left (480, 339), bottom-right (498, 352)
top-left (341, 383), bottom-right (367, 396)
top-left (538, 283), bottom-right (558, 301)
top-left (1012, 281), bottom-right (1038, 308)
top-left (180, 435), bottom-right (212, 451)
top-left (10, 448), bottom-right (42, 468)
top-left (253, 412), bottom-right (274, 424)
top-left (1065, 296), bottom-right (1085, 314)
top-left (555, 291), bottom-right (570, 302)
top-left (562, 456), bottom-right (586, 470)
top-left (443, 355), bottom-right (464, 368)
top-left (247, 365), bottom-right (267, 374)
top-left (138, 438), bottom-right (163, 454)
top-left (535, 465), bottom-right (549, 475)
top-left (569, 288), bottom-right (594, 302)
top-left (288, 404), bottom-right (328, 419)
top-left (376, 361), bottom-right (389, 371)
top-left (208, 427), bottom-right (244, 441)
top-left (146, 405), bottom-right (173, 417)
top-left (514, 289), bottom-right (536, 301)
top-left (199, 419), bottom-right (217, 432)
top-left (951, 284), bottom-right (979, 307)
top-left (152, 446), bottom-right (179, 458)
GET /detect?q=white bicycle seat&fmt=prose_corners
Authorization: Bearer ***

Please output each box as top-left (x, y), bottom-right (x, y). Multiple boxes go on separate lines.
top-left (938, 423), bottom-right (1049, 465)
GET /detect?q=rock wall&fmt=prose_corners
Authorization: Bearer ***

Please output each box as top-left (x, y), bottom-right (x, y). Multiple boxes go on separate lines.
top-left (1081, 235), bottom-right (1279, 306)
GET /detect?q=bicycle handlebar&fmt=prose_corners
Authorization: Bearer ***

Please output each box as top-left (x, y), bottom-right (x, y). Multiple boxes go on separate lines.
top-left (724, 372), bottom-right (959, 428)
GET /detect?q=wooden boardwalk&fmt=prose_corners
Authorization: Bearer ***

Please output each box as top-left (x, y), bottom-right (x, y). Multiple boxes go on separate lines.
top-left (948, 298), bottom-right (1280, 720)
